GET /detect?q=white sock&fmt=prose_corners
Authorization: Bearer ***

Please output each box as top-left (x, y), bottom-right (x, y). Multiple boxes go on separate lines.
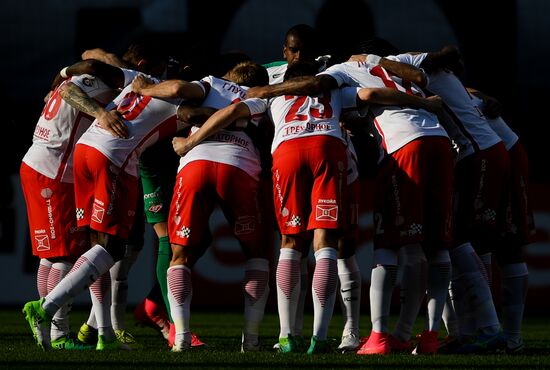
top-left (37, 259), bottom-right (52, 298)
top-left (167, 265), bottom-right (193, 347)
top-left (426, 250), bottom-right (451, 333)
top-left (243, 258), bottom-right (270, 340)
top-left (393, 244), bottom-right (426, 341)
top-left (370, 249), bottom-right (398, 333)
top-left (294, 257), bottom-right (308, 336)
top-left (500, 262), bottom-right (528, 346)
top-left (90, 271), bottom-right (113, 338)
top-left (43, 245), bottom-right (114, 317)
top-left (49, 261), bottom-right (73, 341)
top-left (337, 256), bottom-right (361, 336)
top-left (110, 244), bottom-right (137, 331)
top-left (479, 252), bottom-right (492, 286)
top-left (442, 289), bottom-right (460, 338)
top-left (312, 248), bottom-right (338, 340)
top-left (276, 248), bottom-right (301, 339)
top-left (450, 243), bottom-right (500, 335)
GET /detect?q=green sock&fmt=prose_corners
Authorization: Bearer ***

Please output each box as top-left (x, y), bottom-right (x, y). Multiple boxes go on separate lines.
top-left (156, 236), bottom-right (173, 322)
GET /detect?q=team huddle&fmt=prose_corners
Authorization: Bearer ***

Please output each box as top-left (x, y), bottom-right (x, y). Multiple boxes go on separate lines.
top-left (20, 24), bottom-right (533, 356)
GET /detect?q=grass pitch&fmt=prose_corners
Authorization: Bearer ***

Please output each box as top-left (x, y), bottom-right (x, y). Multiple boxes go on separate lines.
top-left (1, 308), bottom-right (549, 369)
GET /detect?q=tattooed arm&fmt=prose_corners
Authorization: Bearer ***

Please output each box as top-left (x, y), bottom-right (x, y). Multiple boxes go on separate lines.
top-left (59, 82), bottom-right (128, 138)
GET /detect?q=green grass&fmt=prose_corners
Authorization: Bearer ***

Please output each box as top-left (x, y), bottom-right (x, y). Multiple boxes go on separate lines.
top-left (1, 308), bottom-right (550, 369)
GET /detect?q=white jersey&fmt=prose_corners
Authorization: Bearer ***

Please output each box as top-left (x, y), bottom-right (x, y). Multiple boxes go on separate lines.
top-left (266, 63), bottom-right (288, 85)
top-left (78, 71), bottom-right (185, 177)
top-left (469, 95), bottom-right (518, 150)
top-left (391, 53), bottom-right (502, 157)
top-left (178, 76), bottom-right (262, 180)
top-left (320, 61), bottom-right (448, 155)
top-left (22, 74), bottom-right (116, 183)
top-left (244, 87), bottom-right (358, 153)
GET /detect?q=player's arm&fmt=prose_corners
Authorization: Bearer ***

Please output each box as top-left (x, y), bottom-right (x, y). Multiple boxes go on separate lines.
top-left (245, 74), bottom-right (338, 99)
top-left (52, 59), bottom-right (126, 90)
top-left (357, 87), bottom-right (443, 114)
top-left (81, 48), bottom-right (128, 68)
top-left (419, 45), bottom-right (462, 74)
top-left (348, 54), bottom-right (427, 87)
top-left (59, 82), bottom-right (128, 138)
top-left (132, 75), bottom-right (205, 100)
top-left (172, 102), bottom-right (252, 156)
top-left (177, 104), bottom-right (217, 126)
top-left (466, 87), bottom-right (503, 119)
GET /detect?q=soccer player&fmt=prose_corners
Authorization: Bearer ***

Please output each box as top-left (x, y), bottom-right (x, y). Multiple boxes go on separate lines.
top-left (376, 46), bottom-right (508, 353)
top-left (166, 60), bottom-right (445, 354)
top-left (468, 90), bottom-right (532, 353)
top-left (247, 55), bottom-right (454, 355)
top-left (79, 46), bottom-right (206, 349)
top-left (20, 68), bottom-right (123, 350)
top-left (131, 61), bottom-right (272, 352)
top-left (21, 51), bottom-right (191, 351)
top-left (265, 24), bottom-right (364, 352)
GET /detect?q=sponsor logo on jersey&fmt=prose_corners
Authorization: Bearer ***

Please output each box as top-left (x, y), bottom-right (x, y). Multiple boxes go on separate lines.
top-left (144, 191), bottom-right (160, 200)
top-left (148, 204), bottom-right (163, 213)
top-left (234, 216), bottom-right (256, 235)
top-left (271, 73), bottom-right (283, 79)
top-left (92, 203), bottom-right (105, 223)
top-left (33, 125), bottom-right (51, 141)
top-left (35, 234), bottom-right (51, 251)
top-left (315, 205), bottom-right (338, 221)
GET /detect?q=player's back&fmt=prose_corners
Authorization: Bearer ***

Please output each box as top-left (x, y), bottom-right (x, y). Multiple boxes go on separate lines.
top-left (23, 75), bottom-right (115, 182)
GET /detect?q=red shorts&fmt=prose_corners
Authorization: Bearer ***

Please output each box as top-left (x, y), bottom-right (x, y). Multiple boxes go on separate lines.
top-left (504, 141), bottom-right (536, 246)
top-left (20, 162), bottom-right (88, 259)
top-left (73, 144), bottom-right (138, 239)
top-left (373, 136), bottom-right (454, 251)
top-left (272, 136), bottom-right (348, 235)
top-left (453, 142), bottom-right (510, 252)
top-left (168, 160), bottom-right (263, 250)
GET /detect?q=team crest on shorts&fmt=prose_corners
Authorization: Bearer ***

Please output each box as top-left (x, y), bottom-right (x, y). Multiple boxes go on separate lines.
top-left (235, 216), bottom-right (256, 235)
top-left (315, 205), bottom-right (338, 221)
top-left (92, 203), bottom-right (105, 223)
top-left (34, 234), bottom-right (50, 251)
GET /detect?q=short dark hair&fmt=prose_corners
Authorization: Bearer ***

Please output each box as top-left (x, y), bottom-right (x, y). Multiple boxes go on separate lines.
top-left (285, 24), bottom-right (317, 46)
top-left (283, 60), bottom-right (319, 81)
top-left (123, 35), bottom-right (167, 70)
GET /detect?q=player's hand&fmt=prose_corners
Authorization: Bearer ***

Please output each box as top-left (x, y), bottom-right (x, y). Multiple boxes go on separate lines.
top-left (424, 95), bottom-right (444, 114)
top-left (172, 136), bottom-right (193, 156)
top-left (131, 75), bottom-right (154, 94)
top-left (481, 96), bottom-right (503, 119)
top-left (245, 86), bottom-right (268, 99)
top-left (50, 73), bottom-right (66, 91)
top-left (98, 110), bottom-right (128, 138)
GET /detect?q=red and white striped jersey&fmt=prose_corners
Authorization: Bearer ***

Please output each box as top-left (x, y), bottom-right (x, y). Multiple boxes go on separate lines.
top-left (77, 70), bottom-right (185, 177)
top-left (390, 53), bottom-right (502, 158)
top-left (320, 61), bottom-right (448, 155)
top-left (244, 87), bottom-right (357, 153)
top-left (22, 74), bottom-right (118, 183)
top-left (178, 76), bottom-right (262, 180)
